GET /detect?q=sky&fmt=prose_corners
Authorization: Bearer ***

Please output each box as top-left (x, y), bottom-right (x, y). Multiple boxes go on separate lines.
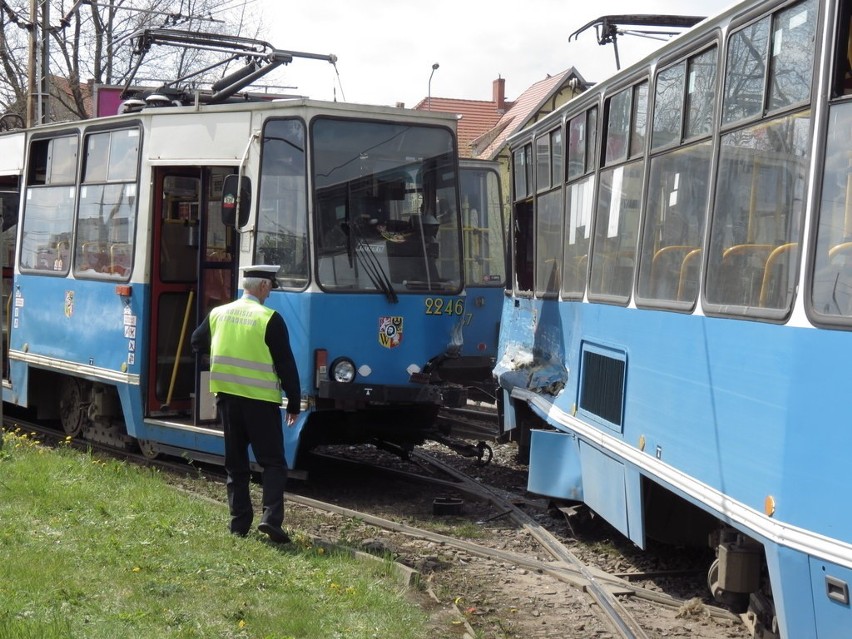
top-left (259, 0), bottom-right (739, 108)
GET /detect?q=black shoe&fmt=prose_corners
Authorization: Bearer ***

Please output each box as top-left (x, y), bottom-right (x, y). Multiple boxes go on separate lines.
top-left (258, 522), bottom-right (291, 544)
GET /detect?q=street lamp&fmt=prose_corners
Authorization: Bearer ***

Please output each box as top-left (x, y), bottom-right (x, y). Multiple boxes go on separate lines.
top-left (427, 63), bottom-right (439, 110)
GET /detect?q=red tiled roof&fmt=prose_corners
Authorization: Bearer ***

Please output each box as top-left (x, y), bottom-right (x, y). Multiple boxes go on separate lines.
top-left (413, 96), bottom-right (513, 158)
top-left (473, 68), bottom-right (580, 160)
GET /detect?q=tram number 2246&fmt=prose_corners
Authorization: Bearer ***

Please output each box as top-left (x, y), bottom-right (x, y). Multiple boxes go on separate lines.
top-left (424, 297), bottom-right (471, 325)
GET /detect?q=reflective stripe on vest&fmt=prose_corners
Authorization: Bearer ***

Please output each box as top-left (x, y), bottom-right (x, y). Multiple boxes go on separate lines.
top-left (208, 298), bottom-right (281, 403)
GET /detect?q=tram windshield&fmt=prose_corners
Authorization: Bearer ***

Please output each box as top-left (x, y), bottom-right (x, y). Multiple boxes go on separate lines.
top-left (311, 118), bottom-right (462, 295)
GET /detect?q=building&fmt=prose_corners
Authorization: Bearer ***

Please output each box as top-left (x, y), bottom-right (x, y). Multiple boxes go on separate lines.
top-left (414, 69), bottom-right (590, 202)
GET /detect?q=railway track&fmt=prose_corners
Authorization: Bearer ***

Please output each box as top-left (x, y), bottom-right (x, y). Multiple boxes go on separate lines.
top-left (306, 446), bottom-right (745, 639)
top-left (3, 414), bottom-right (748, 638)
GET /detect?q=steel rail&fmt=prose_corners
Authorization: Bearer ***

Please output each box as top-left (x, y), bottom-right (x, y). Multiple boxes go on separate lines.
top-left (412, 448), bottom-right (651, 639)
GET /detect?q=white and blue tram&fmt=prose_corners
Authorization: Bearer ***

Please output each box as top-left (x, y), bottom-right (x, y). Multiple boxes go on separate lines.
top-left (496, 0), bottom-right (852, 636)
top-left (0, 96), bottom-right (488, 468)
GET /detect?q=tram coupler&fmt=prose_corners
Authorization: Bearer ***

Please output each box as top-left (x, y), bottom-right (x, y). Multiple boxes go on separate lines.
top-left (430, 434), bottom-right (493, 465)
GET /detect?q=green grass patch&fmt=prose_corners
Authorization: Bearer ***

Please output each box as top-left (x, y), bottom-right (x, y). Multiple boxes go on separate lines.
top-left (0, 431), bottom-right (428, 639)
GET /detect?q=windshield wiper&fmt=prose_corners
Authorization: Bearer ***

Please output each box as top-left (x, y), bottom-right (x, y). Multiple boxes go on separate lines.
top-left (343, 221), bottom-right (398, 303)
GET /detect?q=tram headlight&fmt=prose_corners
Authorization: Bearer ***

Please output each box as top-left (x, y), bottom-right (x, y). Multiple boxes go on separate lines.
top-left (330, 357), bottom-right (356, 383)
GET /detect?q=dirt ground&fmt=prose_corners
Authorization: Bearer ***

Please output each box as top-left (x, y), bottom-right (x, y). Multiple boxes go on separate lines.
top-left (275, 441), bottom-right (753, 639)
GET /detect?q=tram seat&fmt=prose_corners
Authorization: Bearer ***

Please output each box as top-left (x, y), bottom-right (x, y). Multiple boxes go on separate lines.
top-left (717, 244), bottom-right (775, 306)
top-left (758, 242), bottom-right (798, 307)
top-left (651, 245), bottom-right (698, 300)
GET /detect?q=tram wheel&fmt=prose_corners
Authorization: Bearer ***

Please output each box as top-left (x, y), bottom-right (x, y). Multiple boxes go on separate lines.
top-left (137, 439), bottom-right (160, 459)
top-left (59, 377), bottom-right (88, 437)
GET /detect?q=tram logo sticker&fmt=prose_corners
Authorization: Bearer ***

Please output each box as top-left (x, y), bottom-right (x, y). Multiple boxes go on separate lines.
top-left (378, 316), bottom-right (403, 349)
top-left (64, 291), bottom-right (74, 318)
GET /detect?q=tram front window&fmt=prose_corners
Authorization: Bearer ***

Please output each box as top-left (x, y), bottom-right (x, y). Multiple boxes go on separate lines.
top-left (312, 118), bottom-right (462, 294)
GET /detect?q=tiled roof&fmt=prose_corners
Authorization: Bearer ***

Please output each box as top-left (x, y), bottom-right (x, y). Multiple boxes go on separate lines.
top-left (472, 68), bottom-right (583, 160)
top-left (412, 96), bottom-right (513, 158)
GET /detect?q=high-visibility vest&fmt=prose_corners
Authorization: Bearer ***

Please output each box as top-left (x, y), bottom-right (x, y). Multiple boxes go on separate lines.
top-left (208, 298), bottom-right (281, 403)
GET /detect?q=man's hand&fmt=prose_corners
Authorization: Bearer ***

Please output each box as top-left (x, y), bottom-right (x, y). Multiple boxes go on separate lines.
top-left (286, 412), bottom-right (297, 427)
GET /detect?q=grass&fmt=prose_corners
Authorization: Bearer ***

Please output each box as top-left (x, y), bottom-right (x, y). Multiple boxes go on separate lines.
top-left (0, 429), bottom-right (429, 639)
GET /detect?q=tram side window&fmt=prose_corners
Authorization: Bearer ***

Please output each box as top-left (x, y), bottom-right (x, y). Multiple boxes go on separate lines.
top-left (767, 0), bottom-right (816, 112)
top-left (839, 9), bottom-right (852, 96)
top-left (638, 47), bottom-right (717, 307)
top-left (723, 18), bottom-right (770, 124)
top-left (512, 144), bottom-right (534, 292)
top-left (513, 144), bottom-right (532, 200)
top-left (605, 89), bottom-right (631, 165)
top-left (637, 143), bottom-right (713, 305)
top-left (707, 0), bottom-right (815, 315)
top-left (535, 127), bottom-right (563, 297)
top-left (20, 135), bottom-right (78, 273)
top-left (74, 128), bottom-right (139, 279)
top-left (258, 119), bottom-right (307, 288)
top-left (460, 167), bottom-right (505, 287)
top-left (685, 47), bottom-right (718, 139)
top-left (705, 113), bottom-right (810, 311)
top-left (629, 82), bottom-right (648, 159)
top-left (563, 110), bottom-right (594, 298)
top-left (812, 103), bottom-right (852, 318)
top-left (535, 135), bottom-right (550, 192)
top-left (723, 0), bottom-right (816, 124)
top-left (652, 62), bottom-right (686, 150)
top-left (590, 85), bottom-right (647, 302)
top-left (589, 162), bottom-right (644, 301)
top-left (812, 6), bottom-right (852, 318)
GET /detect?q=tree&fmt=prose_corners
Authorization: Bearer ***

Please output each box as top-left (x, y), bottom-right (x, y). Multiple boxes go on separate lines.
top-left (0, 0), bottom-right (266, 124)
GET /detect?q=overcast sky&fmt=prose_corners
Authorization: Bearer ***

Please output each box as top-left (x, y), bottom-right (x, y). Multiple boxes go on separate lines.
top-left (259, 0), bottom-right (739, 108)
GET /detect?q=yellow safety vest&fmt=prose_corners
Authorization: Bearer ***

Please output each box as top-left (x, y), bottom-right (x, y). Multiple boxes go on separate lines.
top-left (208, 297), bottom-right (281, 403)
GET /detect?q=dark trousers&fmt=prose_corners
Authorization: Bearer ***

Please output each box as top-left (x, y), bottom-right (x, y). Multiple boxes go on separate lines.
top-left (217, 393), bottom-right (288, 535)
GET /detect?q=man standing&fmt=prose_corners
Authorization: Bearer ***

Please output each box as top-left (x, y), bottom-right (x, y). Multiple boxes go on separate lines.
top-left (191, 265), bottom-right (301, 543)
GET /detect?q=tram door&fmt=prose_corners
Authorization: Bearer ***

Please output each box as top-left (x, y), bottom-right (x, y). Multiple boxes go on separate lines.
top-left (0, 178), bottom-right (19, 381)
top-left (148, 167), bottom-right (237, 421)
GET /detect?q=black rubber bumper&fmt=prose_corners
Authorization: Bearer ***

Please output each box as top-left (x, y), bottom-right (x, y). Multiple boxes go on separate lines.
top-left (318, 380), bottom-right (466, 407)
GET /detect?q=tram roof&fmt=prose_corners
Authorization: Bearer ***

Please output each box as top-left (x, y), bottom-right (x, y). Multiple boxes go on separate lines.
top-left (506, 0), bottom-right (756, 147)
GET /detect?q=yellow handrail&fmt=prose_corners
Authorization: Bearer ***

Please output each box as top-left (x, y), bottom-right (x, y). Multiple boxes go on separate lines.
top-left (164, 290), bottom-right (195, 410)
top-left (758, 243), bottom-right (798, 307)
top-left (677, 249), bottom-right (702, 301)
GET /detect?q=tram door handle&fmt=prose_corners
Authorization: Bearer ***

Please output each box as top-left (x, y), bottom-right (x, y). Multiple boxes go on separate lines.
top-left (826, 576), bottom-right (849, 605)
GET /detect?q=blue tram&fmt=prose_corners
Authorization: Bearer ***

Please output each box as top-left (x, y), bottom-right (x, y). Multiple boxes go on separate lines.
top-left (496, 0), bottom-right (852, 636)
top-left (0, 95), bottom-right (486, 469)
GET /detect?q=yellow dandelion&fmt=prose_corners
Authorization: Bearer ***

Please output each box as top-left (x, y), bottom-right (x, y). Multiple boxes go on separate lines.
top-left (238, 620), bottom-right (246, 629)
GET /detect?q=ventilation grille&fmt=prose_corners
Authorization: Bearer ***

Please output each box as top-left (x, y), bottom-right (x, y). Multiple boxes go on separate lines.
top-left (579, 349), bottom-right (625, 428)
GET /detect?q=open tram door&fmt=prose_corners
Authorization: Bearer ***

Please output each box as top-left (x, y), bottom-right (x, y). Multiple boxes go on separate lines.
top-left (147, 166), bottom-right (238, 423)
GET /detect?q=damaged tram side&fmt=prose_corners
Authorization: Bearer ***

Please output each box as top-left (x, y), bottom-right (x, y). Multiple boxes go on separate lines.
top-left (496, 0), bottom-right (852, 637)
